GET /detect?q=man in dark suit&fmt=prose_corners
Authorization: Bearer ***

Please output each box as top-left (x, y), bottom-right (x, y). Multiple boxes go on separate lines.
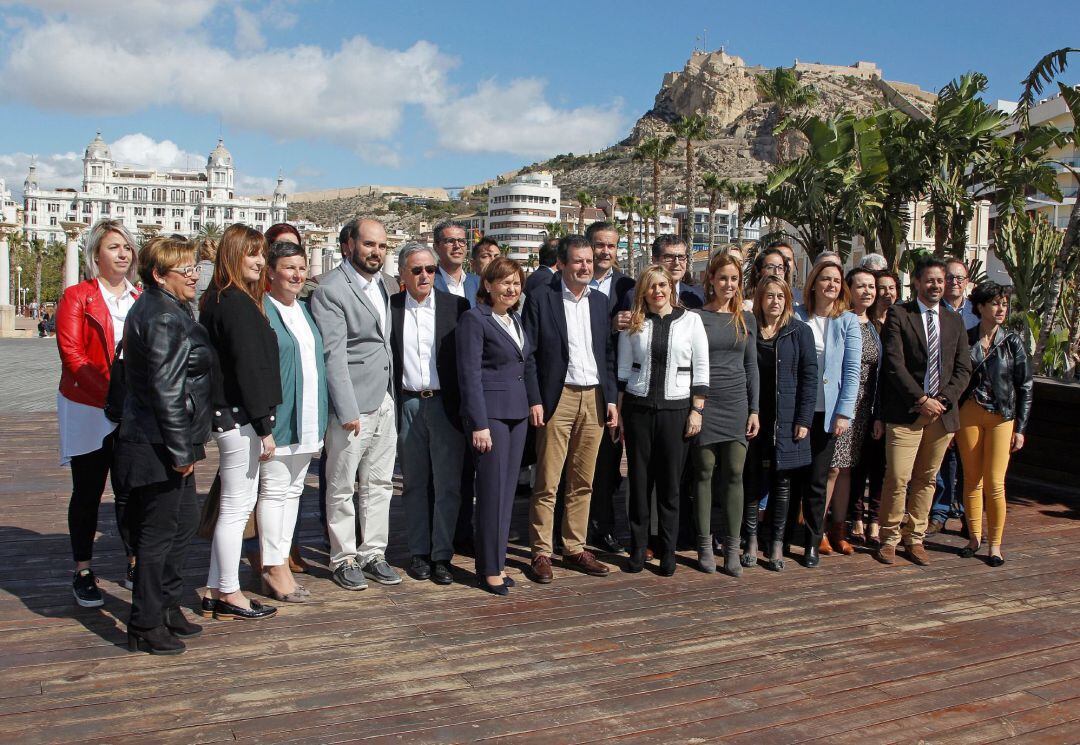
top-left (522, 235), bottom-right (620, 583)
top-left (524, 238), bottom-right (559, 296)
top-left (432, 220), bottom-right (481, 307)
top-left (652, 234), bottom-right (704, 308)
top-left (584, 221), bottom-right (635, 553)
top-left (875, 256), bottom-right (972, 566)
top-left (390, 243), bottom-right (471, 585)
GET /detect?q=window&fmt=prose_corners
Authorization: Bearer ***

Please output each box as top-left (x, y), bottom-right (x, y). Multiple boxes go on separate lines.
top-left (134, 207), bottom-right (146, 217)
top-left (47, 203), bottom-right (60, 213)
top-left (116, 206), bottom-right (124, 215)
top-left (83, 203), bottom-right (92, 213)
top-left (238, 212), bottom-right (245, 221)
top-left (153, 208), bottom-right (165, 217)
top-left (91, 166), bottom-right (102, 176)
top-left (174, 222), bottom-right (181, 231)
top-left (151, 188), bottom-right (166, 202)
top-left (133, 188), bottom-right (147, 200)
top-left (172, 208), bottom-right (184, 217)
top-left (255, 212), bottom-right (266, 221)
top-left (193, 221), bottom-right (200, 231)
top-left (214, 172), bottom-right (224, 184)
top-left (49, 216), bottom-right (57, 226)
top-left (206, 207), bottom-right (216, 218)
top-left (171, 189), bottom-right (186, 203)
top-left (224, 208), bottom-right (233, 220)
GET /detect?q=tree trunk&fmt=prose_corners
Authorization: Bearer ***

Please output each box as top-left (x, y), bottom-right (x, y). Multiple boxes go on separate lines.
top-left (652, 161), bottom-right (662, 239)
top-left (684, 141), bottom-right (695, 246)
top-left (707, 193), bottom-right (717, 254)
top-left (34, 256), bottom-right (43, 312)
top-left (626, 215), bottom-right (636, 277)
top-left (1034, 197), bottom-right (1080, 373)
top-left (932, 202), bottom-right (949, 258)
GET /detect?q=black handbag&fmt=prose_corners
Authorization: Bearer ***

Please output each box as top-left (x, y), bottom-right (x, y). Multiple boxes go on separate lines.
top-left (104, 341), bottom-right (126, 424)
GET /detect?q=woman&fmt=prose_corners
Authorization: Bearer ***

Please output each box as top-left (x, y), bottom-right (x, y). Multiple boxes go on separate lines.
top-left (190, 237), bottom-right (217, 319)
top-left (457, 256), bottom-right (532, 596)
top-left (265, 222), bottom-right (302, 247)
top-left (869, 270), bottom-right (899, 331)
top-left (824, 267), bottom-right (881, 555)
top-left (618, 266), bottom-right (709, 576)
top-left (793, 261), bottom-right (862, 566)
top-left (114, 236), bottom-right (214, 654)
top-left (56, 219), bottom-right (139, 606)
top-left (690, 253), bottom-right (759, 576)
top-left (955, 283), bottom-right (1032, 567)
top-left (741, 277), bottom-right (817, 571)
top-left (199, 224), bottom-right (280, 620)
top-left (257, 240), bottom-right (327, 601)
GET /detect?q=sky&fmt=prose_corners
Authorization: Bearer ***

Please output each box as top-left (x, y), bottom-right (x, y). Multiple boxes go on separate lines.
top-left (0, 0), bottom-right (1075, 198)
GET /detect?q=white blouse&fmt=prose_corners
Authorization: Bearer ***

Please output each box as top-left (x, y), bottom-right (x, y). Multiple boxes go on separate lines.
top-left (270, 296), bottom-right (323, 455)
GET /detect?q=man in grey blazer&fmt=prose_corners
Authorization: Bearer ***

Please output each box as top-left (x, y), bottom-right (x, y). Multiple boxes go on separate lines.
top-left (310, 218), bottom-right (401, 590)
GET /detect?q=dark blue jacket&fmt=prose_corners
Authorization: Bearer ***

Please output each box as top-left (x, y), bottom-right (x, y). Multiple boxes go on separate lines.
top-left (433, 270), bottom-right (481, 308)
top-left (762, 319), bottom-right (818, 470)
top-left (522, 275), bottom-right (618, 420)
top-left (678, 282), bottom-right (705, 309)
top-left (456, 304), bottom-right (533, 431)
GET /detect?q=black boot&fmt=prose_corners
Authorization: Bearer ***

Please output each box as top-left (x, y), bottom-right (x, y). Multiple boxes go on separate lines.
top-left (740, 533), bottom-right (758, 568)
top-left (164, 606), bottom-right (203, 638)
top-left (127, 625), bottom-right (185, 655)
top-left (625, 548), bottom-right (645, 573)
top-left (803, 540), bottom-right (821, 568)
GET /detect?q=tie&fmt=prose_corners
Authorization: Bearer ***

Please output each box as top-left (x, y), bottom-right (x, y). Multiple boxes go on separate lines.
top-left (926, 308), bottom-right (940, 397)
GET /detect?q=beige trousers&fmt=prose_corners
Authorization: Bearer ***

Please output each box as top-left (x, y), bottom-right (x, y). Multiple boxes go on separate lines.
top-left (530, 386), bottom-right (604, 557)
top-left (879, 415), bottom-right (954, 547)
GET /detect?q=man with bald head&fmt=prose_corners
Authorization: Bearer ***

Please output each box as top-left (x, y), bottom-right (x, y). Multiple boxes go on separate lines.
top-left (311, 217), bottom-right (401, 591)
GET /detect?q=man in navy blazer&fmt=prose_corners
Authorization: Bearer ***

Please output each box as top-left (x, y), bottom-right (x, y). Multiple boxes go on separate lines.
top-left (432, 220), bottom-right (481, 307)
top-left (523, 238), bottom-right (559, 296)
top-left (652, 234), bottom-right (704, 308)
top-left (522, 235), bottom-right (619, 583)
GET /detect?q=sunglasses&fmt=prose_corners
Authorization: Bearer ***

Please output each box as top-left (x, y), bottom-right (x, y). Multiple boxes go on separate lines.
top-left (410, 265), bottom-right (437, 276)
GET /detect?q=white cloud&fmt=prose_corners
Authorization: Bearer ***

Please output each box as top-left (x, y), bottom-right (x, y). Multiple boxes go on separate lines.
top-left (432, 79), bottom-right (625, 158)
top-left (0, 150), bottom-right (82, 192)
top-left (0, 1), bottom-right (626, 163)
top-left (108, 134), bottom-right (203, 171)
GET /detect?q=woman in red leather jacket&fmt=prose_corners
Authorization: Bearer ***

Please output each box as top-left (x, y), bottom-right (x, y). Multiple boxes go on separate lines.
top-left (55, 219), bottom-right (140, 608)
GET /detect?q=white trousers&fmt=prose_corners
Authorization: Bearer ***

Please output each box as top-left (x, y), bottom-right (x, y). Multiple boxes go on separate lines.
top-left (208, 424), bottom-right (260, 593)
top-left (257, 452), bottom-right (314, 566)
top-left (324, 391), bottom-right (396, 569)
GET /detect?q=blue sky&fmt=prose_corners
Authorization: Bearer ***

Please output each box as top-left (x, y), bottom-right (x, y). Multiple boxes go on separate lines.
top-left (0, 0), bottom-right (1074, 197)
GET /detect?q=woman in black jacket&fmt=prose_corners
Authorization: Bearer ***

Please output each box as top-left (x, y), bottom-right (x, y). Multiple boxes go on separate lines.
top-left (199, 224), bottom-right (280, 620)
top-left (114, 236), bottom-right (215, 654)
top-left (955, 282), bottom-right (1032, 567)
top-left (741, 277), bottom-right (818, 571)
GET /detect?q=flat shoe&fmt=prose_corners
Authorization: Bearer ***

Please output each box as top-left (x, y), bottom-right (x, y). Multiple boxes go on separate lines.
top-left (987, 555), bottom-right (1005, 567)
top-left (958, 542), bottom-right (980, 559)
top-left (213, 597), bottom-right (278, 620)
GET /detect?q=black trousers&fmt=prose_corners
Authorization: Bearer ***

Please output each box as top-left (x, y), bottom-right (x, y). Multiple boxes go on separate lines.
top-left (741, 436), bottom-right (795, 543)
top-left (589, 432), bottom-right (623, 534)
top-left (473, 418), bottom-right (527, 577)
top-left (128, 473), bottom-right (198, 630)
top-left (850, 432), bottom-right (885, 525)
top-left (454, 461), bottom-right (476, 548)
top-left (68, 431), bottom-right (132, 563)
top-left (788, 412), bottom-right (836, 547)
top-left (624, 404), bottom-right (689, 561)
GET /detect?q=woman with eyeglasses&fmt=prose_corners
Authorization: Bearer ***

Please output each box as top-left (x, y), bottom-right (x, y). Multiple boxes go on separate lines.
top-left (955, 283), bottom-right (1032, 567)
top-left (55, 219), bottom-right (140, 607)
top-left (114, 236), bottom-right (215, 653)
top-left (198, 224), bottom-right (280, 620)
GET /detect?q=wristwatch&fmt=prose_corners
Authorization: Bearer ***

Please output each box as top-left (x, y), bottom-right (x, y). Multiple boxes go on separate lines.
top-left (691, 404), bottom-right (705, 414)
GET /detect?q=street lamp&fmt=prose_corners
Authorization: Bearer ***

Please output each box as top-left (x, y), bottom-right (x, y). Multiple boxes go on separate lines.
top-left (15, 265), bottom-right (22, 316)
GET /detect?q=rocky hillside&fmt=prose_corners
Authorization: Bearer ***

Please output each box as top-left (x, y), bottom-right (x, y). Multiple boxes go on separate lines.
top-left (515, 51), bottom-right (935, 200)
top-left (288, 191), bottom-right (479, 232)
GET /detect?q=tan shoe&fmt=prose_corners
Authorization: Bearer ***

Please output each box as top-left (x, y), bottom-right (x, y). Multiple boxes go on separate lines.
top-left (818, 534), bottom-right (834, 556)
top-left (828, 524), bottom-right (855, 556)
top-left (904, 543), bottom-right (931, 566)
top-left (874, 545), bottom-right (897, 565)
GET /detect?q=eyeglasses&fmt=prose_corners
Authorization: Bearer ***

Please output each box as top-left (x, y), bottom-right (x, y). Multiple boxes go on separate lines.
top-left (946, 274), bottom-right (968, 284)
top-left (410, 265), bottom-right (437, 276)
top-left (168, 265), bottom-right (202, 277)
top-left (439, 238), bottom-right (467, 246)
top-left (763, 263), bottom-right (785, 274)
top-left (660, 253), bottom-right (688, 264)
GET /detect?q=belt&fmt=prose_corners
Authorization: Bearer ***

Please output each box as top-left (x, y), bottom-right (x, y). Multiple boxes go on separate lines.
top-left (403, 389), bottom-right (440, 398)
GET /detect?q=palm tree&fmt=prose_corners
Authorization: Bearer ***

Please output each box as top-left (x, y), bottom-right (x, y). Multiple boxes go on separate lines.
top-left (755, 67), bottom-right (819, 163)
top-left (616, 194), bottom-right (641, 275)
top-left (197, 222), bottom-right (223, 243)
top-left (700, 173), bottom-right (725, 253)
top-left (638, 203), bottom-right (658, 253)
top-left (719, 178), bottom-right (759, 243)
top-left (1018, 47), bottom-right (1080, 372)
top-left (672, 115), bottom-right (710, 246)
top-left (633, 135), bottom-right (677, 239)
top-left (545, 221), bottom-right (567, 239)
top-left (575, 189), bottom-right (594, 234)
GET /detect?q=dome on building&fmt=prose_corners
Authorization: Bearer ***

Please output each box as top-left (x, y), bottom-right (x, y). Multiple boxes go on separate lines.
top-left (273, 174), bottom-right (286, 196)
top-left (207, 138), bottom-right (233, 168)
top-left (84, 131), bottom-right (111, 161)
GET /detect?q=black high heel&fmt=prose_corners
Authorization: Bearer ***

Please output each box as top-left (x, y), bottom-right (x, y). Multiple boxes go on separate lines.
top-left (476, 577), bottom-right (509, 596)
top-left (127, 625), bottom-right (185, 655)
top-left (958, 542), bottom-right (981, 559)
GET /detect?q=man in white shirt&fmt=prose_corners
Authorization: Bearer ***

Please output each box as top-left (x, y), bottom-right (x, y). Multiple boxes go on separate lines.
top-left (389, 243), bottom-right (472, 585)
top-left (522, 236), bottom-right (619, 583)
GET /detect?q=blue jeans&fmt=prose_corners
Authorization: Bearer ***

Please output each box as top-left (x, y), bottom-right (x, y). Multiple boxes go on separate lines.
top-left (930, 443), bottom-right (964, 523)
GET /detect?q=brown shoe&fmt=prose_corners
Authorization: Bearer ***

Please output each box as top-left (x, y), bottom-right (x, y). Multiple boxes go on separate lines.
top-left (563, 550), bottom-right (610, 577)
top-left (926, 520), bottom-right (945, 536)
top-left (818, 534), bottom-right (834, 556)
top-left (288, 546), bottom-right (309, 574)
top-left (529, 555), bottom-right (553, 584)
top-left (827, 525), bottom-right (855, 556)
top-left (904, 543), bottom-right (931, 566)
top-left (874, 545), bottom-right (897, 565)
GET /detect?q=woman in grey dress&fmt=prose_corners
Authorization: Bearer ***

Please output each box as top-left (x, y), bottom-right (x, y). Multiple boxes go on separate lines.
top-left (689, 253), bottom-right (760, 576)
top-left (825, 266), bottom-right (881, 553)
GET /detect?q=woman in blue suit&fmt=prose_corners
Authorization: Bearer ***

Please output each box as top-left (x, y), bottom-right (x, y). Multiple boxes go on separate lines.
top-left (792, 260), bottom-right (862, 566)
top-left (456, 256), bottom-right (532, 595)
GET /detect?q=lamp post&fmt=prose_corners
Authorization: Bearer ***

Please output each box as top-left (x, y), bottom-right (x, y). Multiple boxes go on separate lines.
top-left (16, 265), bottom-right (22, 316)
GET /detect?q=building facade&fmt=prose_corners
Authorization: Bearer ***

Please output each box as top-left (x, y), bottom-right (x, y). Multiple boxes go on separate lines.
top-left (484, 172), bottom-right (560, 262)
top-left (21, 133), bottom-right (288, 244)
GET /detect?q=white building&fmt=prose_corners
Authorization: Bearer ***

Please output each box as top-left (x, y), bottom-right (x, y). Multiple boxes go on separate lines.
top-left (21, 133), bottom-right (288, 244)
top-left (0, 179), bottom-right (16, 225)
top-left (672, 204), bottom-right (762, 251)
top-left (485, 172), bottom-right (560, 262)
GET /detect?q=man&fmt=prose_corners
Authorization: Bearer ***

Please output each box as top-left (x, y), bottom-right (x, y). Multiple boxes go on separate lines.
top-left (927, 258), bottom-right (979, 535)
top-left (875, 256), bottom-right (972, 566)
top-left (585, 220), bottom-right (635, 553)
top-left (432, 220), bottom-right (481, 307)
top-left (310, 217), bottom-right (401, 590)
top-left (652, 234), bottom-right (704, 308)
top-left (773, 241), bottom-right (802, 305)
top-left (860, 253), bottom-right (889, 272)
top-left (390, 243), bottom-right (471, 585)
top-left (471, 236), bottom-right (502, 276)
top-left (524, 238), bottom-right (559, 296)
top-left (522, 235), bottom-right (620, 583)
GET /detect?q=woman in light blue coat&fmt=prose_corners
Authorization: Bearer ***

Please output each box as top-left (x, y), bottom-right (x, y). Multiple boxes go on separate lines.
top-left (791, 260), bottom-right (862, 566)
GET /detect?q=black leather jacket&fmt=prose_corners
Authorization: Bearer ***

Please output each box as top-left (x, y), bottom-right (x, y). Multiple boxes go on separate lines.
top-left (961, 326), bottom-right (1033, 433)
top-left (119, 286), bottom-right (216, 466)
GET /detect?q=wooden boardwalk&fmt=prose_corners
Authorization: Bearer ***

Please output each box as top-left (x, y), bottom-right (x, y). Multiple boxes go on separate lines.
top-left (1, 413), bottom-right (1078, 744)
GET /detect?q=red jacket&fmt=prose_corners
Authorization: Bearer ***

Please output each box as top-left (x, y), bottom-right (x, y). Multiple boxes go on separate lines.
top-left (56, 279), bottom-right (139, 408)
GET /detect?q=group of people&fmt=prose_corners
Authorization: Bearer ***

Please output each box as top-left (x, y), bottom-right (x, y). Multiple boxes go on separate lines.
top-left (54, 215), bottom-right (1033, 655)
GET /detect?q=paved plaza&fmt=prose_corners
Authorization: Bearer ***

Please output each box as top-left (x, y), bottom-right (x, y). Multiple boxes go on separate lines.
top-left (0, 339), bottom-right (61, 412)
